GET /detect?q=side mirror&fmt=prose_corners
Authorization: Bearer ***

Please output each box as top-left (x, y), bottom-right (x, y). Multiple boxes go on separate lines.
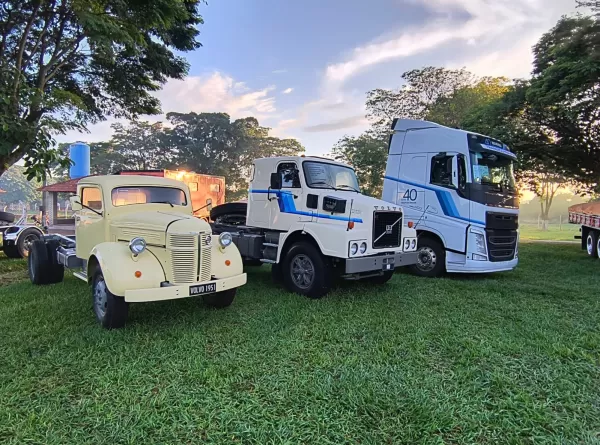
top-left (270, 172), bottom-right (282, 190)
top-left (206, 198), bottom-right (213, 212)
top-left (70, 195), bottom-right (82, 211)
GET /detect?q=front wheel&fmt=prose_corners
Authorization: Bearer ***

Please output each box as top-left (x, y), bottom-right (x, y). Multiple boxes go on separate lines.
top-left (586, 231), bottom-right (598, 257)
top-left (409, 237), bottom-right (446, 277)
top-left (203, 288), bottom-right (236, 308)
top-left (283, 242), bottom-right (332, 299)
top-left (92, 270), bottom-right (129, 329)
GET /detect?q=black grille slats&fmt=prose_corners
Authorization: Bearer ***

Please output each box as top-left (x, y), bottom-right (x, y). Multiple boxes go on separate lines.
top-left (485, 212), bottom-right (518, 262)
top-left (373, 211), bottom-right (402, 249)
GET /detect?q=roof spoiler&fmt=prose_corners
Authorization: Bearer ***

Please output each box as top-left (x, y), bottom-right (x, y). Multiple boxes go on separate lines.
top-left (391, 118), bottom-right (442, 132)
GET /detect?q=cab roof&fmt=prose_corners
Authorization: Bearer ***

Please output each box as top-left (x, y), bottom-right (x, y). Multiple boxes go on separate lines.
top-left (78, 175), bottom-right (187, 190)
top-left (254, 156), bottom-right (351, 168)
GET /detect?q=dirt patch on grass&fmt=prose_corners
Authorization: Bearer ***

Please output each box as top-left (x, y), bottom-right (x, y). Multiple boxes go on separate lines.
top-left (0, 268), bottom-right (28, 286)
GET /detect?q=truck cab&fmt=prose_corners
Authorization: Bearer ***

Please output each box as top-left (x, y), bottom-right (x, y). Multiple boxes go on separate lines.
top-left (382, 119), bottom-right (519, 276)
top-left (212, 156), bottom-right (419, 298)
top-left (28, 175), bottom-right (246, 329)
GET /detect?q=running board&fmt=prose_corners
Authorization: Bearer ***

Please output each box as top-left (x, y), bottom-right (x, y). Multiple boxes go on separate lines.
top-left (72, 271), bottom-right (87, 282)
top-left (260, 259), bottom-right (276, 264)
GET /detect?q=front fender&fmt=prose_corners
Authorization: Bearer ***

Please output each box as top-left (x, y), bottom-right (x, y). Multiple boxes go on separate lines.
top-left (210, 241), bottom-right (244, 279)
top-left (89, 242), bottom-right (166, 296)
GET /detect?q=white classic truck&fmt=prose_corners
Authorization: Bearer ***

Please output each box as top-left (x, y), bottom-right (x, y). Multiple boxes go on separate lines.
top-left (382, 119), bottom-right (519, 277)
top-left (28, 175), bottom-right (247, 329)
top-left (210, 156), bottom-right (419, 298)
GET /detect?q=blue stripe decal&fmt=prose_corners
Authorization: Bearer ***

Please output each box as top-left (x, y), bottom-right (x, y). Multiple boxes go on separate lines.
top-left (250, 189), bottom-right (363, 223)
top-left (383, 176), bottom-right (485, 226)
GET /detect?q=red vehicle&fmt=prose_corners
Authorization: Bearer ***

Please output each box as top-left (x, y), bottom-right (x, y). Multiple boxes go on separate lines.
top-left (118, 170), bottom-right (225, 219)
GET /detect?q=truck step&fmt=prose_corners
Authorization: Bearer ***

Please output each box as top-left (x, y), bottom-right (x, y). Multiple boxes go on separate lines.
top-left (260, 259), bottom-right (277, 264)
top-left (72, 271), bottom-right (88, 282)
top-left (263, 243), bottom-right (278, 247)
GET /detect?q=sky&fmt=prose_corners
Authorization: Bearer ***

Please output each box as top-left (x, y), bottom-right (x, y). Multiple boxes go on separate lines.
top-left (58, 0), bottom-right (580, 156)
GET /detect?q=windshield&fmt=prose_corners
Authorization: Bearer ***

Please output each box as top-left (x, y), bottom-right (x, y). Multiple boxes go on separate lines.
top-left (469, 151), bottom-right (516, 190)
top-left (111, 187), bottom-right (187, 207)
top-left (303, 161), bottom-right (360, 192)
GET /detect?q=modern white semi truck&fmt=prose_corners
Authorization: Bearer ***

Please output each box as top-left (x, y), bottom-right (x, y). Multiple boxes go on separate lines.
top-left (210, 156), bottom-right (419, 298)
top-left (382, 119), bottom-right (519, 277)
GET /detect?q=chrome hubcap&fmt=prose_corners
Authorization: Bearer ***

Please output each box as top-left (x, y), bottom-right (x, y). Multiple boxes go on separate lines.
top-left (417, 247), bottom-right (437, 271)
top-left (22, 234), bottom-right (38, 256)
top-left (290, 254), bottom-right (315, 289)
top-left (587, 235), bottom-right (594, 255)
top-left (94, 278), bottom-right (108, 319)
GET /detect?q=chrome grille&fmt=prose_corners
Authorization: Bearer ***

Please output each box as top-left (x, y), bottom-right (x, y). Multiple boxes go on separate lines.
top-left (372, 211), bottom-right (402, 249)
top-left (167, 233), bottom-right (212, 284)
top-left (199, 233), bottom-right (212, 282)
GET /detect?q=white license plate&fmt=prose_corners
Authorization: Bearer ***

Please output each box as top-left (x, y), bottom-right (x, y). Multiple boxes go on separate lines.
top-left (189, 282), bottom-right (217, 296)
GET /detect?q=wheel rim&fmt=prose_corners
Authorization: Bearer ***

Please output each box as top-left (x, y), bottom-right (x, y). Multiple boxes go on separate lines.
top-left (587, 235), bottom-right (594, 255)
top-left (290, 254), bottom-right (315, 289)
top-left (94, 278), bottom-right (108, 320)
top-left (21, 234), bottom-right (38, 256)
top-left (28, 250), bottom-right (35, 280)
top-left (416, 247), bottom-right (437, 272)
top-left (597, 237), bottom-right (600, 259)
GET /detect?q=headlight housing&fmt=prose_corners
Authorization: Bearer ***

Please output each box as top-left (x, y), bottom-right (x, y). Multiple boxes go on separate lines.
top-left (359, 242), bottom-right (367, 254)
top-left (411, 239), bottom-right (417, 249)
top-left (404, 238), bottom-right (411, 250)
top-left (350, 242), bottom-right (358, 256)
top-left (470, 230), bottom-right (487, 255)
top-left (129, 237), bottom-right (146, 255)
top-left (219, 232), bottom-right (233, 248)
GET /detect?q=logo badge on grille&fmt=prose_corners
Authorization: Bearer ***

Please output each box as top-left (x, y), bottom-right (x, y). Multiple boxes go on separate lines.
top-left (385, 225), bottom-right (393, 234)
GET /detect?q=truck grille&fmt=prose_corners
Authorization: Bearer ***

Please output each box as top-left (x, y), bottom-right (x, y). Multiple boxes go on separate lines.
top-left (372, 211), bottom-right (402, 249)
top-left (485, 229), bottom-right (517, 262)
top-left (167, 233), bottom-right (212, 284)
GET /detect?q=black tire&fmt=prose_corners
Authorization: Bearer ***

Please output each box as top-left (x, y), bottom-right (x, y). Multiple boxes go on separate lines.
top-left (243, 258), bottom-right (263, 267)
top-left (0, 211), bottom-right (15, 223)
top-left (44, 239), bottom-right (65, 283)
top-left (365, 270), bottom-right (395, 285)
top-left (210, 202), bottom-right (247, 224)
top-left (271, 262), bottom-right (283, 284)
top-left (282, 241), bottom-right (332, 299)
top-left (586, 230), bottom-right (598, 258)
top-left (410, 236), bottom-right (446, 277)
top-left (202, 288), bottom-right (236, 308)
top-left (28, 240), bottom-right (51, 285)
top-left (16, 227), bottom-right (42, 258)
top-left (92, 269), bottom-right (129, 329)
top-left (3, 244), bottom-right (20, 258)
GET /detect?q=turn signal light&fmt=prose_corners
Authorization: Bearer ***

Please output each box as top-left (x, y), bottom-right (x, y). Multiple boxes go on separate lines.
top-left (134, 271), bottom-right (142, 278)
top-left (225, 260), bottom-right (231, 266)
top-left (407, 221), bottom-right (414, 228)
top-left (347, 221), bottom-right (355, 230)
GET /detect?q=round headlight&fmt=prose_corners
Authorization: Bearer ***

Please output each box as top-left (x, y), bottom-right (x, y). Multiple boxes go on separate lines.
top-left (411, 239), bottom-right (417, 249)
top-left (350, 242), bottom-right (358, 255)
top-left (359, 242), bottom-right (367, 254)
top-left (219, 232), bottom-right (233, 248)
top-left (129, 237), bottom-right (146, 255)
top-left (205, 234), bottom-right (212, 246)
top-left (404, 239), bottom-right (410, 249)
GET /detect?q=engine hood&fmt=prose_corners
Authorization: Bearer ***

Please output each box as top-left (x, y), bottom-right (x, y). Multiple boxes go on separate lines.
top-left (110, 211), bottom-right (211, 246)
top-left (350, 194), bottom-right (403, 213)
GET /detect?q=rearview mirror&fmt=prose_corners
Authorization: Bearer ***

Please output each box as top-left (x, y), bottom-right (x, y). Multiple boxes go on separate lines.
top-left (270, 172), bottom-right (282, 190)
top-left (206, 198), bottom-right (213, 212)
top-left (70, 195), bottom-right (82, 211)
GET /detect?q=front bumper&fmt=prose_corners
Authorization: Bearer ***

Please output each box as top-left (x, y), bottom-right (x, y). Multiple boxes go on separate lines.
top-left (345, 251), bottom-right (418, 274)
top-left (448, 257), bottom-right (518, 274)
top-left (124, 273), bottom-right (247, 303)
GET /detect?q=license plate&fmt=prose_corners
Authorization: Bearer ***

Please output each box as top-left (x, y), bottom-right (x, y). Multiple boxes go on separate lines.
top-left (383, 258), bottom-right (395, 271)
top-left (384, 263), bottom-right (394, 271)
top-left (189, 282), bottom-right (217, 296)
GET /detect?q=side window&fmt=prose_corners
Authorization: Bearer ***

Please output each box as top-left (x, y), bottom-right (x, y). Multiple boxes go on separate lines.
top-left (81, 187), bottom-right (103, 211)
top-left (458, 154), bottom-right (467, 192)
top-left (277, 162), bottom-right (301, 188)
top-left (430, 155), bottom-right (454, 187)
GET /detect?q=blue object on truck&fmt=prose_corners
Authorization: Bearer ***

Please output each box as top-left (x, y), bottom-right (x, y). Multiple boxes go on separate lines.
top-left (69, 142), bottom-right (90, 179)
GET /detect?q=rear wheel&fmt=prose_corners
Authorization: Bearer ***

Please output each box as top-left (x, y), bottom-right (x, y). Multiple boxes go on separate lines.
top-left (410, 237), bottom-right (446, 277)
top-left (283, 242), bottom-right (332, 299)
top-left (92, 269), bottom-right (129, 329)
top-left (0, 211), bottom-right (15, 224)
top-left (29, 240), bottom-right (50, 285)
top-left (16, 227), bottom-right (42, 258)
top-left (586, 231), bottom-right (598, 257)
top-left (3, 244), bottom-right (20, 258)
top-left (202, 288), bottom-right (236, 308)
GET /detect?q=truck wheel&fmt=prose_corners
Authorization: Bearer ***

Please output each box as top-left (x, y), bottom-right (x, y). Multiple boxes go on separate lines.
top-left (0, 211), bottom-right (15, 224)
top-left (16, 227), bottom-right (42, 258)
top-left (203, 289), bottom-right (236, 308)
top-left (92, 269), bottom-right (129, 329)
top-left (271, 262), bottom-right (283, 284)
top-left (210, 202), bottom-right (247, 225)
top-left (28, 240), bottom-right (51, 285)
top-left (410, 237), bottom-right (446, 277)
top-left (597, 236), bottom-right (600, 260)
top-left (283, 242), bottom-right (332, 299)
top-left (365, 270), bottom-right (394, 285)
top-left (586, 231), bottom-right (598, 257)
top-left (44, 239), bottom-right (65, 283)
top-left (3, 244), bottom-right (20, 258)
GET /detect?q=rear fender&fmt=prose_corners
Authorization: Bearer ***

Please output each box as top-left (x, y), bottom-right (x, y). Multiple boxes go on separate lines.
top-left (89, 242), bottom-right (166, 296)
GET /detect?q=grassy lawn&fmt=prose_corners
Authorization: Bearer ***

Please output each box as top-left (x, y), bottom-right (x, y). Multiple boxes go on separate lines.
top-left (1, 244), bottom-right (599, 444)
top-left (519, 223), bottom-right (580, 242)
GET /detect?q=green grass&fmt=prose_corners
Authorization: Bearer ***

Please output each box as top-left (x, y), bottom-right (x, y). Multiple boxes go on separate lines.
top-left (0, 252), bottom-right (28, 285)
top-left (1, 244), bottom-right (600, 444)
top-left (519, 223), bottom-right (580, 242)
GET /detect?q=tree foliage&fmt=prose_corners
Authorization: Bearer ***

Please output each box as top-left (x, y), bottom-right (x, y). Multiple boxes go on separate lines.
top-left (0, 0), bottom-right (204, 180)
top-left (0, 164), bottom-right (43, 204)
top-left (332, 132), bottom-right (388, 197)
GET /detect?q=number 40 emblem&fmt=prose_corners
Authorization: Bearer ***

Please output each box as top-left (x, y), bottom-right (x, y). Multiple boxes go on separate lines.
top-left (402, 188), bottom-right (418, 201)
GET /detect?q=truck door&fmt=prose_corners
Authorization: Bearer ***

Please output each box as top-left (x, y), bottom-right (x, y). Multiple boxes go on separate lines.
top-left (425, 152), bottom-right (470, 253)
top-left (76, 186), bottom-right (106, 259)
top-left (268, 161), bottom-right (309, 230)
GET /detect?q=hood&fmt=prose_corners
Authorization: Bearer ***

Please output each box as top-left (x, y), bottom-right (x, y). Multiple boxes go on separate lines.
top-left (351, 193), bottom-right (402, 213)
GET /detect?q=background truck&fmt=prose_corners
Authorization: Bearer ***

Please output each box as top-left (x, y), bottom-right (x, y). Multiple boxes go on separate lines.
top-left (0, 207), bottom-right (45, 258)
top-left (118, 169), bottom-right (225, 220)
top-left (382, 119), bottom-right (519, 277)
top-left (568, 202), bottom-right (600, 258)
top-left (209, 156), bottom-right (419, 298)
top-left (28, 174), bottom-right (246, 329)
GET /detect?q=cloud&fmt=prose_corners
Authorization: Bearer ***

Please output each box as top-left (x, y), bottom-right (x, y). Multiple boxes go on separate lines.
top-left (278, 118), bottom-right (299, 128)
top-left (272, 69), bottom-right (288, 74)
top-left (303, 115), bottom-right (368, 133)
top-left (282, 87), bottom-right (294, 94)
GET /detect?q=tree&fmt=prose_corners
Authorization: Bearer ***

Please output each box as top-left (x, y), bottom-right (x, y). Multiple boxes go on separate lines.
top-left (0, 164), bottom-right (43, 205)
top-left (331, 132), bottom-right (388, 197)
top-left (109, 121), bottom-right (175, 171)
top-left (0, 0), bottom-right (204, 180)
top-left (164, 112), bottom-right (305, 201)
top-left (365, 67), bottom-right (474, 133)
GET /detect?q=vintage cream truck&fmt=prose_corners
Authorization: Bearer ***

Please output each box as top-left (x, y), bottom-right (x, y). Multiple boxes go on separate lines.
top-left (28, 175), bottom-right (246, 329)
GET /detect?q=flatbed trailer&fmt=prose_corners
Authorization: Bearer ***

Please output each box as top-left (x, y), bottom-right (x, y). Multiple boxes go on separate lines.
top-left (568, 202), bottom-right (600, 258)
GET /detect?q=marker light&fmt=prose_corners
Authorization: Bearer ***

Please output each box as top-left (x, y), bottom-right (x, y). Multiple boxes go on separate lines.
top-left (407, 221), bottom-right (414, 228)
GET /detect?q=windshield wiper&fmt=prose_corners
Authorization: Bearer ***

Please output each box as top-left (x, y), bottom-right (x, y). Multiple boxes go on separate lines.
top-left (337, 184), bottom-right (361, 193)
top-left (153, 201), bottom-right (175, 207)
top-left (309, 181), bottom-right (337, 190)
